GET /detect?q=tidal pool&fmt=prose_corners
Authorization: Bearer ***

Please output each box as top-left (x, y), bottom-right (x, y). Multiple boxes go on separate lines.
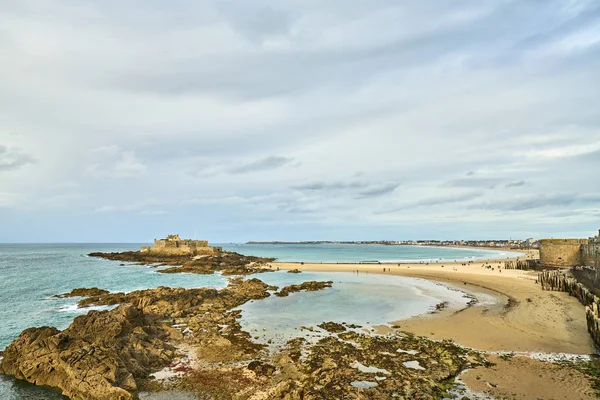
top-left (237, 270), bottom-right (474, 347)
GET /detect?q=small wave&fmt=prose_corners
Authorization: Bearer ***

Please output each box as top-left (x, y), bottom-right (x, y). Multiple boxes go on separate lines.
top-left (57, 304), bottom-right (117, 313)
top-left (58, 304), bottom-right (80, 312)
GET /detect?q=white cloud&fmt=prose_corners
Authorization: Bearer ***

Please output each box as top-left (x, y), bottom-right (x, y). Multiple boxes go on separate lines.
top-left (0, 0), bottom-right (599, 241)
top-left (94, 200), bottom-right (165, 215)
top-left (86, 146), bottom-right (147, 178)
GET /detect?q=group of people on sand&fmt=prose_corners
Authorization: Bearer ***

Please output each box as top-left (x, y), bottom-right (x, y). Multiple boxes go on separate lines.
top-left (482, 263), bottom-right (503, 273)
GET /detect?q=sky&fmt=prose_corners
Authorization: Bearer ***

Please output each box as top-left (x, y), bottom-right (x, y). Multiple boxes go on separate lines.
top-left (1, 0), bottom-right (600, 243)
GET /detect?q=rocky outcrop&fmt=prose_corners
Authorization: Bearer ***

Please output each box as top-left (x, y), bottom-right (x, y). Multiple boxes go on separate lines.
top-left (298, 332), bottom-right (468, 398)
top-left (317, 321), bottom-right (346, 333)
top-left (251, 331), bottom-right (472, 399)
top-left (275, 280), bottom-right (333, 297)
top-left (89, 250), bottom-right (275, 276)
top-left (0, 304), bottom-right (174, 400)
top-left (287, 268), bottom-right (302, 273)
top-left (160, 329), bottom-right (478, 399)
top-left (1, 278), bottom-right (279, 399)
top-left (54, 287), bottom-right (110, 298)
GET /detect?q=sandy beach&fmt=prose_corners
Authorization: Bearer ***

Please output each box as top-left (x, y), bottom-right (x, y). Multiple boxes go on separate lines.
top-left (275, 249), bottom-right (597, 399)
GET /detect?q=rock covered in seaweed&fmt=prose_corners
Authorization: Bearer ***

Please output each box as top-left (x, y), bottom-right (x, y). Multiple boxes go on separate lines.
top-left (318, 321), bottom-right (347, 333)
top-left (275, 280), bottom-right (333, 297)
top-left (249, 331), bottom-right (472, 399)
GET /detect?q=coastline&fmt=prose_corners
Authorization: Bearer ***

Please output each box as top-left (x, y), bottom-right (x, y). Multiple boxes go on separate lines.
top-left (265, 245), bottom-right (533, 264)
top-left (275, 251), bottom-right (591, 353)
top-left (2, 244), bottom-right (595, 400)
top-left (274, 252), bottom-right (597, 400)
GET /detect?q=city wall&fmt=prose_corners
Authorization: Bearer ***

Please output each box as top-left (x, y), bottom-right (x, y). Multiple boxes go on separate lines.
top-left (582, 243), bottom-right (600, 268)
top-left (538, 239), bottom-right (588, 268)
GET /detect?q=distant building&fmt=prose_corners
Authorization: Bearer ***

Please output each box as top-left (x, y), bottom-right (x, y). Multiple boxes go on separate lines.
top-left (141, 234), bottom-right (219, 256)
top-left (524, 238), bottom-right (539, 249)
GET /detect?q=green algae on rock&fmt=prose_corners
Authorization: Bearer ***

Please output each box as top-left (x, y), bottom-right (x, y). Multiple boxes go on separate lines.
top-left (317, 321), bottom-right (347, 333)
top-left (274, 280), bottom-right (333, 297)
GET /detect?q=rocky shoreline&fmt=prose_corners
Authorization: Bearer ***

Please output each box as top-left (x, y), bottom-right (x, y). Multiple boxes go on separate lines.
top-left (1, 249), bottom-right (496, 399)
top-left (89, 250), bottom-right (277, 276)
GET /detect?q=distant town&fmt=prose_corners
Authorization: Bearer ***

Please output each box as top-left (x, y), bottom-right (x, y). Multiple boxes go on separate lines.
top-left (247, 239), bottom-right (540, 249)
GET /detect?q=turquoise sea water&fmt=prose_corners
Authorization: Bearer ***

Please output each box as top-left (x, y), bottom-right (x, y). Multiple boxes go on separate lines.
top-left (219, 243), bottom-right (519, 263)
top-left (0, 243), bottom-right (510, 399)
top-left (237, 270), bottom-right (472, 349)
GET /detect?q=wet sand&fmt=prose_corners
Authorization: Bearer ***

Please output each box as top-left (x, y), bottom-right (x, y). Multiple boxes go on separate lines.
top-left (459, 354), bottom-right (597, 400)
top-left (275, 250), bottom-right (596, 399)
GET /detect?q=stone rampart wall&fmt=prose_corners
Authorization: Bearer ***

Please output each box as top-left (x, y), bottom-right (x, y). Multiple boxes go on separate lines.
top-left (141, 238), bottom-right (214, 256)
top-left (539, 239), bottom-right (588, 267)
top-left (582, 243), bottom-right (600, 268)
top-left (141, 246), bottom-right (215, 256)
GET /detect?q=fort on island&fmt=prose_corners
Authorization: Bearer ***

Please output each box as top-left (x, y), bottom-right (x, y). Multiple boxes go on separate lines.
top-left (539, 230), bottom-right (600, 268)
top-left (140, 234), bottom-right (219, 256)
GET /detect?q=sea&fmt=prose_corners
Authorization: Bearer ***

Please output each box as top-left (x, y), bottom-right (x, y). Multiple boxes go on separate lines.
top-left (0, 243), bottom-right (516, 399)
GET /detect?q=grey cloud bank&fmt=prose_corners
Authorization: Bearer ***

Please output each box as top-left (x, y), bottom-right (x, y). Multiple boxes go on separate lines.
top-left (0, 146), bottom-right (36, 171)
top-left (0, 0), bottom-right (599, 242)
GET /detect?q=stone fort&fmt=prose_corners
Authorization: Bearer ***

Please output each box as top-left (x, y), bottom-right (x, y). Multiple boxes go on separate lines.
top-left (141, 234), bottom-right (219, 256)
top-left (539, 230), bottom-right (600, 268)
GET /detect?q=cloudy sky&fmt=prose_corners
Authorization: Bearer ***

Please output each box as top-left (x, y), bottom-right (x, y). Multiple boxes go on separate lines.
top-left (1, 0), bottom-right (599, 243)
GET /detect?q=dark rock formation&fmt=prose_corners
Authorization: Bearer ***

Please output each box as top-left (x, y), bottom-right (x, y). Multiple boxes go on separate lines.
top-left (287, 268), bottom-right (302, 273)
top-left (89, 251), bottom-right (191, 265)
top-left (275, 280), bottom-right (333, 297)
top-left (89, 250), bottom-right (275, 276)
top-left (54, 287), bottom-right (110, 298)
top-left (317, 321), bottom-right (347, 333)
top-left (434, 301), bottom-right (450, 312)
top-left (247, 361), bottom-right (276, 376)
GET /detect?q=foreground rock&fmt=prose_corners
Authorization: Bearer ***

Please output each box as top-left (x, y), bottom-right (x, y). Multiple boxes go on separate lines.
top-left (0, 304), bottom-right (174, 400)
top-left (89, 250), bottom-right (276, 276)
top-left (274, 331), bottom-right (471, 398)
top-left (172, 330), bottom-right (480, 399)
top-left (0, 279), bottom-right (279, 399)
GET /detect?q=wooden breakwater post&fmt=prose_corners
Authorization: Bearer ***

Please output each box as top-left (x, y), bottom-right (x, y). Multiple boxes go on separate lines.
top-left (538, 269), bottom-right (600, 348)
top-left (504, 260), bottom-right (536, 270)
